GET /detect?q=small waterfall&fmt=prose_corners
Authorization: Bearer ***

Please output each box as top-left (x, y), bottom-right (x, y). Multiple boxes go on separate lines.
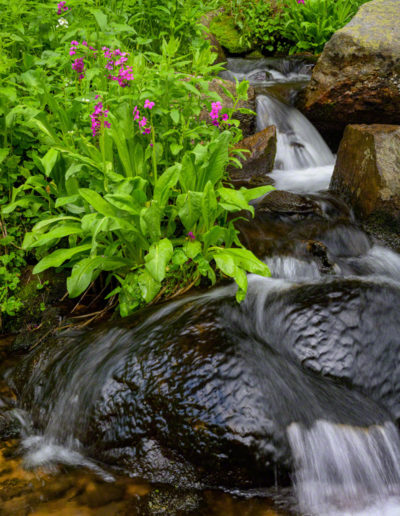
top-left (257, 94), bottom-right (334, 165)
top-left (288, 420), bottom-right (400, 515)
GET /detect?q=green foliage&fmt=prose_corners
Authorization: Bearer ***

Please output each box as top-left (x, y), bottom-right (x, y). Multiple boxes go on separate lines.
top-left (0, 0), bottom-right (272, 318)
top-left (278, 0), bottom-right (372, 55)
top-left (218, 0), bottom-right (372, 55)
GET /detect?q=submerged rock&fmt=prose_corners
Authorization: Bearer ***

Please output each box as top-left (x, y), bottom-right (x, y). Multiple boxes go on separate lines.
top-left (330, 124), bottom-right (400, 229)
top-left (227, 125), bottom-right (277, 184)
top-left (301, 0), bottom-right (400, 145)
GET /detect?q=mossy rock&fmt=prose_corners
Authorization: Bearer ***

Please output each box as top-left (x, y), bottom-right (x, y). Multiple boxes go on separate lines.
top-left (209, 14), bottom-right (252, 55)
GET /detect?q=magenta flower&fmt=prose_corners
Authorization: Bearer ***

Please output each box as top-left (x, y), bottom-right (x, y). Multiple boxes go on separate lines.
top-left (297, 0), bottom-right (305, 3)
top-left (187, 231), bottom-right (195, 240)
top-left (209, 101), bottom-right (222, 121)
top-left (72, 57), bottom-right (85, 74)
top-left (138, 117), bottom-right (147, 128)
top-left (133, 106), bottom-right (140, 120)
top-left (57, 1), bottom-right (68, 15)
top-left (111, 66), bottom-right (134, 87)
top-left (82, 41), bottom-right (88, 46)
top-left (69, 49), bottom-right (76, 56)
top-left (142, 127), bottom-right (151, 134)
top-left (144, 99), bottom-right (155, 110)
top-left (221, 113), bottom-right (229, 122)
top-left (71, 40), bottom-right (79, 46)
top-left (90, 101), bottom-right (110, 138)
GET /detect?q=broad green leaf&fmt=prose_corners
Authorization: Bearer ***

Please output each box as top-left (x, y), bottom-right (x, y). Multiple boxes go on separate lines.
top-left (79, 188), bottom-right (120, 218)
top-left (33, 244), bottom-right (92, 274)
top-left (0, 148), bottom-right (9, 164)
top-left (154, 164), bottom-right (181, 207)
top-left (140, 202), bottom-right (161, 241)
top-left (91, 8), bottom-right (108, 31)
top-left (41, 148), bottom-right (59, 177)
top-left (183, 240), bottom-right (202, 259)
top-left (138, 269), bottom-right (161, 302)
top-left (201, 181), bottom-right (218, 229)
top-left (25, 224), bottom-right (83, 249)
top-left (240, 185), bottom-right (275, 202)
top-left (145, 238), bottom-right (173, 282)
top-left (105, 193), bottom-right (142, 215)
top-left (67, 256), bottom-right (129, 298)
top-left (177, 191), bottom-right (203, 230)
top-left (218, 187), bottom-right (254, 214)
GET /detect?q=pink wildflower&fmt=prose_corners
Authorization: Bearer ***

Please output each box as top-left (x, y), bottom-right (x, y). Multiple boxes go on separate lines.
top-left (57, 1), bottom-right (68, 15)
top-left (209, 101), bottom-right (222, 121)
top-left (90, 101), bottom-right (110, 138)
top-left (144, 99), bottom-right (155, 110)
top-left (142, 127), bottom-right (151, 134)
top-left (69, 49), bottom-right (76, 56)
top-left (138, 117), bottom-right (147, 128)
top-left (187, 231), bottom-right (195, 241)
top-left (82, 41), bottom-right (88, 46)
top-left (221, 113), bottom-right (229, 122)
top-left (297, 0), bottom-right (305, 3)
top-left (71, 40), bottom-right (79, 46)
top-left (72, 57), bottom-right (85, 74)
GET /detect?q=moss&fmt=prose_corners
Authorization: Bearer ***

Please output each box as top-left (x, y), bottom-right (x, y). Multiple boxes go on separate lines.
top-left (209, 14), bottom-right (252, 55)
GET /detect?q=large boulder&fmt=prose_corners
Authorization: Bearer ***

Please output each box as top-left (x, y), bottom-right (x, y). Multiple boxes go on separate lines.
top-left (330, 124), bottom-right (400, 228)
top-left (227, 125), bottom-right (277, 184)
top-left (301, 0), bottom-right (400, 146)
top-left (11, 279), bottom-right (399, 487)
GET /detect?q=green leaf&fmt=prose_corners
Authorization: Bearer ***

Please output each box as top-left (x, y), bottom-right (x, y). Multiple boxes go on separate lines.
top-left (91, 8), bottom-right (108, 31)
top-left (183, 240), bottom-right (202, 259)
top-left (170, 109), bottom-right (180, 124)
top-left (240, 185), bottom-right (275, 202)
top-left (145, 238), bottom-right (173, 282)
top-left (201, 181), bottom-right (218, 229)
top-left (33, 244), bottom-right (92, 274)
top-left (41, 148), bottom-right (59, 177)
top-left (140, 202), bottom-right (161, 241)
top-left (177, 191), bottom-right (203, 230)
top-left (0, 148), bottom-right (10, 164)
top-left (67, 256), bottom-right (129, 298)
top-left (153, 164), bottom-right (181, 207)
top-left (79, 188), bottom-right (120, 218)
top-left (138, 269), bottom-right (161, 302)
top-left (218, 187), bottom-right (254, 214)
top-left (24, 224), bottom-right (83, 249)
top-left (170, 143), bottom-right (183, 156)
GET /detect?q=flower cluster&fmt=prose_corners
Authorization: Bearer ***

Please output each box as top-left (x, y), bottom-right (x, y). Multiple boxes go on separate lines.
top-left (297, 0), bottom-right (305, 3)
top-left (57, 1), bottom-right (68, 15)
top-left (90, 101), bottom-right (111, 138)
top-left (102, 48), bottom-right (133, 87)
top-left (72, 57), bottom-right (85, 80)
top-left (209, 101), bottom-right (229, 127)
top-left (133, 100), bottom-right (154, 136)
top-left (111, 66), bottom-right (134, 87)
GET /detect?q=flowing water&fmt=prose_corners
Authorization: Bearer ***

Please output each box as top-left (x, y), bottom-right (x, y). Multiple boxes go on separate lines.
top-left (1, 58), bottom-right (400, 515)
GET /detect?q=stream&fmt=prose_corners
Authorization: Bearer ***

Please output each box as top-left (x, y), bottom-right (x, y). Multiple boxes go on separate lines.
top-left (2, 57), bottom-right (400, 515)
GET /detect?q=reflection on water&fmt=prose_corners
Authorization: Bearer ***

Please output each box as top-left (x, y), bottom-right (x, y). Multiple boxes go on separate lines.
top-left (0, 440), bottom-right (288, 515)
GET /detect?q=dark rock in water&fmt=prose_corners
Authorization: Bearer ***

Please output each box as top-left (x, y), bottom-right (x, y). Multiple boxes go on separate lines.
top-left (10, 278), bottom-right (399, 488)
top-left (228, 126), bottom-right (277, 184)
top-left (330, 124), bottom-right (400, 232)
top-left (256, 279), bottom-right (400, 422)
top-left (300, 0), bottom-right (400, 145)
top-left (256, 190), bottom-right (321, 217)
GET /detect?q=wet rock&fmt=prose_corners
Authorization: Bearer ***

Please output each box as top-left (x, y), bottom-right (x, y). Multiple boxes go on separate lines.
top-left (260, 278), bottom-right (400, 422)
top-left (256, 190), bottom-right (321, 217)
top-left (227, 126), bottom-right (277, 184)
top-left (12, 284), bottom-right (395, 489)
top-left (201, 78), bottom-right (256, 138)
top-left (301, 0), bottom-right (400, 145)
top-left (330, 124), bottom-right (400, 228)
